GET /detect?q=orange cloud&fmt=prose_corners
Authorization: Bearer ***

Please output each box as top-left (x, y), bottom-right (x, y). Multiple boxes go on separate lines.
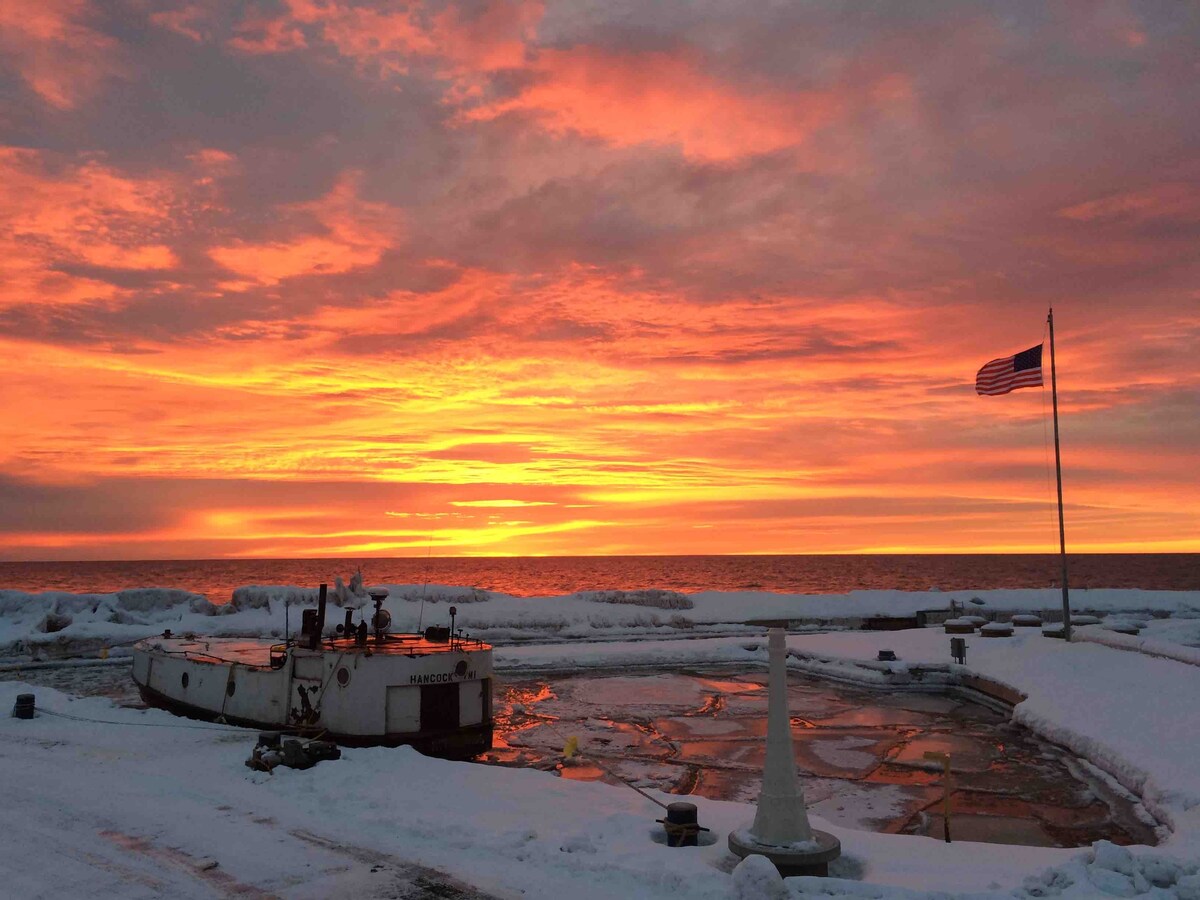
top-left (462, 47), bottom-right (843, 161)
top-left (0, 148), bottom-right (180, 307)
top-left (209, 171), bottom-right (400, 285)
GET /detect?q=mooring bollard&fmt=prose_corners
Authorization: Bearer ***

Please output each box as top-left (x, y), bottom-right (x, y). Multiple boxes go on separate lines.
top-left (12, 693), bottom-right (35, 719)
top-left (657, 801), bottom-right (708, 847)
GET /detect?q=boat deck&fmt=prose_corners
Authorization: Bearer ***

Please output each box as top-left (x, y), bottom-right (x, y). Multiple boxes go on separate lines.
top-left (136, 634), bottom-right (490, 668)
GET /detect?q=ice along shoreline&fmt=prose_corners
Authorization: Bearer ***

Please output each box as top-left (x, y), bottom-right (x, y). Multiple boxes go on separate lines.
top-left (3, 581), bottom-right (1198, 660)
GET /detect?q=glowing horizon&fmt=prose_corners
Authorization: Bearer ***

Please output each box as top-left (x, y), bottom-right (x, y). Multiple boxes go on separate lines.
top-left (2, 2), bottom-right (1198, 561)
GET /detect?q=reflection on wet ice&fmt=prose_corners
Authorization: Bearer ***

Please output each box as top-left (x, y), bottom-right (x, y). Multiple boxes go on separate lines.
top-left (891, 733), bottom-right (998, 773)
top-left (486, 667), bottom-right (1159, 849)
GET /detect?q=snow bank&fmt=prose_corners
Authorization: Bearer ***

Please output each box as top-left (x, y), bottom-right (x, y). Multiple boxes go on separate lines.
top-left (2, 680), bottom-right (1199, 899)
top-left (573, 589), bottom-right (694, 609)
top-left (1075, 621), bottom-right (1200, 668)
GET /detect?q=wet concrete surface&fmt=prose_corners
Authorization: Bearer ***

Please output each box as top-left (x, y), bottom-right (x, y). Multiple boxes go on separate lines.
top-left (5, 661), bottom-right (1159, 849)
top-left (485, 667), bottom-right (1160, 849)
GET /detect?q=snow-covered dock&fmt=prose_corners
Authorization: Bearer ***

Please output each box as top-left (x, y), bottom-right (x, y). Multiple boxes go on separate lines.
top-left (3, 584), bottom-right (1200, 897)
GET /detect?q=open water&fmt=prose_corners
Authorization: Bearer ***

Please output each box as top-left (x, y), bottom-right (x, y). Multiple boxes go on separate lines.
top-left (0, 554), bottom-right (1196, 602)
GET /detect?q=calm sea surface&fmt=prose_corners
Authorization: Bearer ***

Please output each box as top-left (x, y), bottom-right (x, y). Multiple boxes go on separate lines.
top-left (0, 555), bottom-right (1196, 602)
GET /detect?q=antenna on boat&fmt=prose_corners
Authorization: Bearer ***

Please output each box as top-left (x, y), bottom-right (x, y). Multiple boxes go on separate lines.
top-left (416, 532), bottom-right (434, 634)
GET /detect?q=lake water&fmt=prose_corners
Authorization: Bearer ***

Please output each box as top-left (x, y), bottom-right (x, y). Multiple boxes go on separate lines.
top-left (2, 553), bottom-right (1197, 601)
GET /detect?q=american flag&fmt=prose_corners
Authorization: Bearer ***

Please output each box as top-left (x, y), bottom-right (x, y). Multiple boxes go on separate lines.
top-left (975, 344), bottom-right (1044, 396)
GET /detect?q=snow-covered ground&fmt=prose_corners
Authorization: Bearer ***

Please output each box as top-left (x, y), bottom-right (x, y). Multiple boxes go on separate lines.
top-left (3, 583), bottom-right (1200, 897)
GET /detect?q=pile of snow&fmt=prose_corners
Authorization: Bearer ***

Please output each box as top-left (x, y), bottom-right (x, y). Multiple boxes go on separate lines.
top-left (229, 584), bottom-right (318, 611)
top-left (392, 585), bottom-right (492, 604)
top-left (573, 589), bottom-right (693, 609)
top-left (1075, 626), bottom-right (1200, 668)
top-left (1079, 840), bottom-right (1200, 896)
top-left (0, 588), bottom-right (223, 658)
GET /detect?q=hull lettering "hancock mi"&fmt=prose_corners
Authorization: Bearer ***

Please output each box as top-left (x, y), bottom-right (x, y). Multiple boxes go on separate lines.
top-left (410, 671), bottom-right (475, 685)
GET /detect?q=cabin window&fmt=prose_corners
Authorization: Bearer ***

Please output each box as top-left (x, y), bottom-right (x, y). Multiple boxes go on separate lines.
top-left (181, 672), bottom-right (189, 689)
top-left (336, 667), bottom-right (350, 687)
top-left (226, 679), bottom-right (236, 697)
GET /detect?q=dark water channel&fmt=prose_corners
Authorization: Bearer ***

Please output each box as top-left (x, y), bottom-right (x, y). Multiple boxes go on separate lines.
top-left (485, 668), bottom-right (1158, 849)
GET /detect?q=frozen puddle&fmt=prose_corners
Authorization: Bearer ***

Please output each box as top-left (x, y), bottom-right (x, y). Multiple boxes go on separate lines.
top-left (487, 668), bottom-right (1158, 849)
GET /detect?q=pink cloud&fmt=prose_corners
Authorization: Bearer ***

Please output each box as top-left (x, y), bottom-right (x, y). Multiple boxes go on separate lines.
top-left (209, 171), bottom-right (401, 284)
top-left (1058, 183), bottom-right (1200, 225)
top-left (0, 0), bottom-right (123, 109)
top-left (148, 5), bottom-right (214, 43)
top-left (278, 0), bottom-right (436, 73)
top-left (228, 12), bottom-right (308, 55)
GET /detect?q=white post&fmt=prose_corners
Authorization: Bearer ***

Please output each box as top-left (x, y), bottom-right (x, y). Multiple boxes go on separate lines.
top-left (749, 628), bottom-right (813, 844)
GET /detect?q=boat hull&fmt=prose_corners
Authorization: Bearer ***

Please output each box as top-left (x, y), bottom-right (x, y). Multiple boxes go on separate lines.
top-left (131, 635), bottom-right (495, 759)
top-left (135, 681), bottom-right (493, 758)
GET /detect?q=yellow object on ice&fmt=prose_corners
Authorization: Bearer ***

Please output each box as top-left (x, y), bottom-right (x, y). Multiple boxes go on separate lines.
top-left (99, 647), bottom-right (109, 660)
top-left (563, 736), bottom-right (579, 759)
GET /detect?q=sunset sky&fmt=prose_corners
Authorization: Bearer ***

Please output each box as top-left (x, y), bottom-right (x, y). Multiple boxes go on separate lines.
top-left (2, 1), bottom-right (1198, 560)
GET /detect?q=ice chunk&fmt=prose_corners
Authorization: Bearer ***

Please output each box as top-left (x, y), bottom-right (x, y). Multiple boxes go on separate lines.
top-left (574, 589), bottom-right (693, 610)
top-left (1091, 840), bottom-right (1135, 875)
top-left (115, 588), bottom-right (207, 613)
top-left (37, 612), bottom-right (72, 633)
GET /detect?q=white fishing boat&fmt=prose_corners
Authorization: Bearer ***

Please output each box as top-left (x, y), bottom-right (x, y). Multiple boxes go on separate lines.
top-left (131, 585), bottom-right (493, 759)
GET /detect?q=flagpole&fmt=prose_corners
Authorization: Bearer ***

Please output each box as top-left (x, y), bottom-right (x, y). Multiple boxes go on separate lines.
top-left (1048, 307), bottom-right (1072, 641)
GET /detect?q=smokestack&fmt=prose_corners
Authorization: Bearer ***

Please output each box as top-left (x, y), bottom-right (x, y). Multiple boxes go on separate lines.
top-left (311, 583), bottom-right (328, 649)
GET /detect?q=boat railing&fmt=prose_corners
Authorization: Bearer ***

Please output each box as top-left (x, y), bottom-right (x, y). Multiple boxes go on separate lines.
top-left (396, 632), bottom-right (488, 652)
top-left (140, 634), bottom-right (487, 666)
